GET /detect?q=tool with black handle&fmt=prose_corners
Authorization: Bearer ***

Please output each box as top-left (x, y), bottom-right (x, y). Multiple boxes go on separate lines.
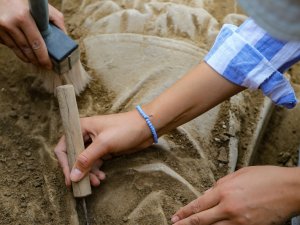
top-left (28, 0), bottom-right (90, 95)
top-left (29, 0), bottom-right (79, 74)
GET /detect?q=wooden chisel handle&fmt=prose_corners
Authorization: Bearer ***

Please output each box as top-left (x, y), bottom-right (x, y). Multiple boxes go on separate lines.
top-left (56, 85), bottom-right (92, 198)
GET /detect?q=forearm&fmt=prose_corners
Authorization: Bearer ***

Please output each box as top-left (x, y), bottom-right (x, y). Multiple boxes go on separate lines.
top-left (285, 167), bottom-right (300, 216)
top-left (143, 62), bottom-right (244, 135)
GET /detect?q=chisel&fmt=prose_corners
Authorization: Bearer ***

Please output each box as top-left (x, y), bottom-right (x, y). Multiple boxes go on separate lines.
top-left (56, 84), bottom-right (91, 225)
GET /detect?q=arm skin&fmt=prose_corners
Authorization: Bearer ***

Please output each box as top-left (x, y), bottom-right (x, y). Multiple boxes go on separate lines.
top-left (0, 0), bottom-right (66, 69)
top-left (142, 61), bottom-right (244, 135)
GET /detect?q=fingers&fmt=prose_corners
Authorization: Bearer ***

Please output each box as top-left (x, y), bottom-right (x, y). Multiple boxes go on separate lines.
top-left (0, 2), bottom-right (52, 69)
top-left (70, 137), bottom-right (109, 182)
top-left (55, 136), bottom-right (106, 187)
top-left (172, 189), bottom-right (220, 223)
top-left (0, 29), bottom-right (29, 63)
top-left (92, 170), bottom-right (106, 180)
top-left (9, 27), bottom-right (39, 65)
top-left (89, 160), bottom-right (106, 187)
top-left (90, 159), bottom-right (106, 186)
top-left (89, 173), bottom-right (101, 186)
top-left (54, 136), bottom-right (71, 187)
top-left (19, 15), bottom-right (52, 69)
top-left (173, 206), bottom-right (225, 225)
top-left (49, 4), bottom-right (66, 33)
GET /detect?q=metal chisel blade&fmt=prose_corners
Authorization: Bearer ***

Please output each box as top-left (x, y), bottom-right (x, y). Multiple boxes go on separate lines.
top-left (76, 198), bottom-right (90, 225)
top-left (82, 198), bottom-right (90, 225)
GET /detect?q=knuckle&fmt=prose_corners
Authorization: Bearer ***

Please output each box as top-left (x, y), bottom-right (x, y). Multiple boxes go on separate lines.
top-left (191, 200), bottom-right (202, 214)
top-left (21, 45), bottom-right (31, 53)
top-left (15, 11), bottom-right (28, 24)
top-left (0, 18), bottom-right (13, 31)
top-left (216, 177), bottom-right (225, 185)
top-left (190, 215), bottom-right (202, 225)
top-left (31, 40), bottom-right (42, 50)
top-left (77, 153), bottom-right (91, 170)
top-left (3, 9), bottom-right (29, 27)
top-left (96, 136), bottom-right (111, 153)
top-left (218, 186), bottom-right (231, 199)
top-left (222, 205), bottom-right (235, 217)
top-left (218, 188), bottom-right (227, 199)
top-left (54, 147), bottom-right (62, 157)
top-left (221, 202), bottom-right (240, 218)
top-left (38, 57), bottom-right (50, 67)
top-left (57, 12), bottom-right (64, 21)
top-left (235, 216), bottom-right (248, 225)
top-left (54, 147), bottom-right (59, 155)
top-left (0, 17), bottom-right (7, 27)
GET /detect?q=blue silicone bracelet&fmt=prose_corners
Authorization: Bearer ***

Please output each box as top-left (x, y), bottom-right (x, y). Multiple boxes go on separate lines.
top-left (136, 105), bottom-right (158, 144)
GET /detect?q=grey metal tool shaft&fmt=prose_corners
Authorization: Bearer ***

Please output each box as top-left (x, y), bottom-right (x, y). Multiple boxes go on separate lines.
top-left (82, 198), bottom-right (90, 225)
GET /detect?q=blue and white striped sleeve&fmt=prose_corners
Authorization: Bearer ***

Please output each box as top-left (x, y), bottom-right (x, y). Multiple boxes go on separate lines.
top-left (204, 18), bottom-right (300, 109)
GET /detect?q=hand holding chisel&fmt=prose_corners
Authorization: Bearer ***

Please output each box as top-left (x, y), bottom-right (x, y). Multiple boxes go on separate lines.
top-left (56, 85), bottom-right (91, 224)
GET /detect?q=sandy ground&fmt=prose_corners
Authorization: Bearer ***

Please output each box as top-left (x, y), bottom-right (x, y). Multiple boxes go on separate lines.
top-left (0, 0), bottom-right (299, 225)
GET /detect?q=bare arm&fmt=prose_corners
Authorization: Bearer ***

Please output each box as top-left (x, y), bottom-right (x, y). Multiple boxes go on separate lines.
top-left (143, 62), bottom-right (244, 135)
top-left (54, 61), bottom-right (243, 184)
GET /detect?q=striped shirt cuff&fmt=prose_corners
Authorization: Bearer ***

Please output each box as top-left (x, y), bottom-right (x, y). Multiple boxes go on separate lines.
top-left (205, 19), bottom-right (300, 109)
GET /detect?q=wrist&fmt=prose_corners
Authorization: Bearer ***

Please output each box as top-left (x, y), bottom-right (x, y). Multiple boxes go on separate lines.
top-left (135, 105), bottom-right (158, 143)
top-left (140, 102), bottom-right (167, 136)
top-left (130, 108), bottom-right (158, 143)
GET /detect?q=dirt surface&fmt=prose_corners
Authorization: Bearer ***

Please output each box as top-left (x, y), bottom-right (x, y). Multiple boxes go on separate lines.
top-left (0, 1), bottom-right (299, 225)
top-left (255, 65), bottom-right (300, 167)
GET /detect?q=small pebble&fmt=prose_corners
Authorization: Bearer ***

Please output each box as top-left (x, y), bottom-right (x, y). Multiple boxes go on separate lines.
top-left (26, 165), bottom-right (35, 171)
top-left (20, 202), bottom-right (27, 208)
top-left (122, 217), bottom-right (128, 223)
top-left (33, 181), bottom-right (42, 187)
top-left (4, 192), bottom-right (11, 197)
top-left (214, 138), bottom-right (221, 142)
top-left (25, 152), bottom-right (32, 157)
top-left (9, 111), bottom-right (18, 118)
top-left (218, 148), bottom-right (229, 163)
top-left (18, 175), bottom-right (29, 184)
top-left (277, 152), bottom-right (291, 164)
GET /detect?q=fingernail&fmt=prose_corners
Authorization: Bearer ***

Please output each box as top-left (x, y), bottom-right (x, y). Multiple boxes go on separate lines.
top-left (70, 168), bottom-right (83, 182)
top-left (171, 215), bottom-right (179, 223)
top-left (99, 172), bottom-right (106, 180)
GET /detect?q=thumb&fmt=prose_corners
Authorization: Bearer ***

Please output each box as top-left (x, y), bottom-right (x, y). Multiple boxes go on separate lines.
top-left (70, 138), bottom-right (107, 182)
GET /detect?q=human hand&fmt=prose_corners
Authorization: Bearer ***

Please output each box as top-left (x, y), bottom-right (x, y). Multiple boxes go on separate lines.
top-left (54, 110), bottom-right (154, 186)
top-left (171, 166), bottom-right (300, 225)
top-left (0, 0), bottom-right (66, 69)
top-left (55, 135), bottom-right (106, 188)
